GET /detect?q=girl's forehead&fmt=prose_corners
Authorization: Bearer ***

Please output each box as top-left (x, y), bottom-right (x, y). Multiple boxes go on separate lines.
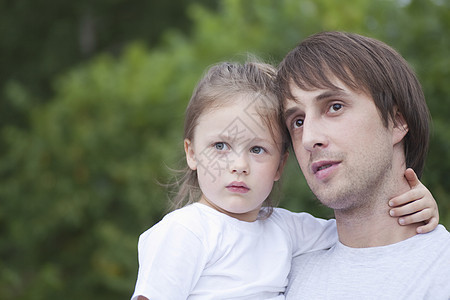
top-left (195, 98), bottom-right (283, 145)
top-left (199, 97), bottom-right (274, 125)
top-left (204, 94), bottom-right (278, 117)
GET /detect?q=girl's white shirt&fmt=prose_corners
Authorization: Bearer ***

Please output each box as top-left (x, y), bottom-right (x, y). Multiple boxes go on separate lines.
top-left (131, 202), bottom-right (337, 300)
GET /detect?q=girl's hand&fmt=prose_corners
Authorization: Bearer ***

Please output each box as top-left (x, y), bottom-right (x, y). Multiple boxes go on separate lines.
top-left (388, 168), bottom-right (439, 234)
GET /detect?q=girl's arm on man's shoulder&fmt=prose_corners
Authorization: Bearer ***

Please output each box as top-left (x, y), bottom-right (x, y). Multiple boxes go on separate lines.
top-left (274, 208), bottom-right (338, 256)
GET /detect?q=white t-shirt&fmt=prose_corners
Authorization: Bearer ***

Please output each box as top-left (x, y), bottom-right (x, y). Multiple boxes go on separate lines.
top-left (131, 203), bottom-right (337, 300)
top-left (286, 224), bottom-right (450, 300)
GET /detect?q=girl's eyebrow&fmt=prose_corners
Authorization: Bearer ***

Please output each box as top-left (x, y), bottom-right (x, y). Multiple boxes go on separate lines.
top-left (251, 137), bottom-right (274, 144)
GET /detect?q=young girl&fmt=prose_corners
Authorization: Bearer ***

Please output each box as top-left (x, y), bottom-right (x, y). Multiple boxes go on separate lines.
top-left (131, 61), bottom-right (438, 299)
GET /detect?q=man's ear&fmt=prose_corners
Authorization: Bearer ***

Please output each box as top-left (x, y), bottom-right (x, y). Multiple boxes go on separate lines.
top-left (274, 152), bottom-right (289, 182)
top-left (392, 108), bottom-right (409, 145)
top-left (184, 139), bottom-right (197, 170)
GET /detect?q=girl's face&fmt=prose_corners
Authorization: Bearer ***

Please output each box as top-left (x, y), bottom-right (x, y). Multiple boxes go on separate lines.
top-left (184, 97), bottom-right (287, 222)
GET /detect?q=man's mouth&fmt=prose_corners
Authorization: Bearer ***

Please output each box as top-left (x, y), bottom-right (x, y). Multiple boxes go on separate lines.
top-left (312, 161), bottom-right (339, 174)
top-left (317, 164), bottom-right (333, 171)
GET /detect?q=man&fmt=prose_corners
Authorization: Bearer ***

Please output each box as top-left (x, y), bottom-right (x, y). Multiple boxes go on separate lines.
top-left (277, 31), bottom-right (450, 299)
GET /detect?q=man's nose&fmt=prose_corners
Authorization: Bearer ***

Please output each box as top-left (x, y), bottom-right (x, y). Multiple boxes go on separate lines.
top-left (302, 117), bottom-right (328, 151)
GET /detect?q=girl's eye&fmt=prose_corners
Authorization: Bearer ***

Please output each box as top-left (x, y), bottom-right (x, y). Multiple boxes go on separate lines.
top-left (214, 142), bottom-right (229, 151)
top-left (293, 118), bottom-right (304, 128)
top-left (329, 103), bottom-right (343, 113)
top-left (250, 146), bottom-right (265, 154)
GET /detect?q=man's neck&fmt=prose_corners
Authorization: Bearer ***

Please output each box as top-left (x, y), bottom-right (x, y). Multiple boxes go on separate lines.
top-left (335, 209), bottom-right (419, 248)
top-left (334, 173), bottom-right (419, 248)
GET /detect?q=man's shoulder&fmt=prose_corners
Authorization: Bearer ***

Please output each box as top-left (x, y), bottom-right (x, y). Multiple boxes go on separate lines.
top-left (434, 224), bottom-right (450, 237)
top-left (426, 224), bottom-right (450, 263)
top-left (289, 247), bottom-right (331, 277)
top-left (286, 248), bottom-right (332, 298)
top-left (417, 224), bottom-right (450, 249)
top-left (286, 225), bottom-right (450, 299)
top-left (291, 247), bottom-right (331, 262)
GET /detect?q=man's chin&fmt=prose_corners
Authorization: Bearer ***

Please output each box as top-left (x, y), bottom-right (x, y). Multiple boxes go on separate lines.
top-left (310, 188), bottom-right (346, 209)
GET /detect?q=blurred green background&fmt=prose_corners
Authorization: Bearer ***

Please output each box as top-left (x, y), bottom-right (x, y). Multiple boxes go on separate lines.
top-left (0, 0), bottom-right (448, 298)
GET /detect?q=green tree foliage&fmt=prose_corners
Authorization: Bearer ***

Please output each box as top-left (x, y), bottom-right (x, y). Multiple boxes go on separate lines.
top-left (0, 0), bottom-right (448, 298)
top-left (0, 0), bottom-right (217, 133)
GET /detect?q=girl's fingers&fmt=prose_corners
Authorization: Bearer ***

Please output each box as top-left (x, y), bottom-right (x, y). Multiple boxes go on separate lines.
top-left (389, 168), bottom-right (439, 233)
top-left (404, 168), bottom-right (420, 188)
top-left (416, 217), bottom-right (439, 234)
top-left (396, 209), bottom-right (431, 225)
top-left (389, 189), bottom-right (423, 207)
top-left (389, 199), bottom-right (426, 217)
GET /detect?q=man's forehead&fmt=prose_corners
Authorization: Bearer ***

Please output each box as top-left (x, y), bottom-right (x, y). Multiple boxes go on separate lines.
top-left (283, 95), bottom-right (306, 122)
top-left (282, 82), bottom-right (319, 112)
top-left (283, 96), bottom-right (303, 112)
top-left (283, 77), bottom-right (366, 108)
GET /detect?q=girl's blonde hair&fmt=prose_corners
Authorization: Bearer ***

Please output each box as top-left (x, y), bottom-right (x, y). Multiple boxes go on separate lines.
top-left (170, 60), bottom-right (290, 216)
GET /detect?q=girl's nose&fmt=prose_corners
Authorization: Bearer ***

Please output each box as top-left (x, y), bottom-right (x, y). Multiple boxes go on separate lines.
top-left (230, 152), bottom-right (249, 175)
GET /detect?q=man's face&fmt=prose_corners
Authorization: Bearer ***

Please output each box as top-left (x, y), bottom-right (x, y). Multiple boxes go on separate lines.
top-left (284, 79), bottom-right (403, 211)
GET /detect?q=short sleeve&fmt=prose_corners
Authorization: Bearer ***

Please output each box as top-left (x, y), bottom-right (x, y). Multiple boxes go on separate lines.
top-left (131, 220), bottom-right (208, 300)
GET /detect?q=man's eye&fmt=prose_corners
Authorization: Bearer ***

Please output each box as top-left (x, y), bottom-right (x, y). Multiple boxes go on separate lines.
top-left (214, 142), bottom-right (229, 151)
top-left (329, 103), bottom-right (343, 113)
top-left (250, 146), bottom-right (265, 154)
top-left (293, 118), bottom-right (304, 128)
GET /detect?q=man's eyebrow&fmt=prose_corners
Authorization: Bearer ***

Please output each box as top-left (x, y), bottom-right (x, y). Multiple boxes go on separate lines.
top-left (284, 107), bottom-right (300, 120)
top-left (315, 89), bottom-right (348, 101)
top-left (283, 89), bottom-right (348, 119)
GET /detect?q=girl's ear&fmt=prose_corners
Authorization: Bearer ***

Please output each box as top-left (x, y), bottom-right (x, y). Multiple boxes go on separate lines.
top-left (184, 139), bottom-right (197, 170)
top-left (274, 152), bottom-right (289, 182)
top-left (392, 108), bottom-right (409, 145)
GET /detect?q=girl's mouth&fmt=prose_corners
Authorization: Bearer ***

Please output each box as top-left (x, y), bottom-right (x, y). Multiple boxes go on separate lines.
top-left (226, 181), bottom-right (250, 193)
